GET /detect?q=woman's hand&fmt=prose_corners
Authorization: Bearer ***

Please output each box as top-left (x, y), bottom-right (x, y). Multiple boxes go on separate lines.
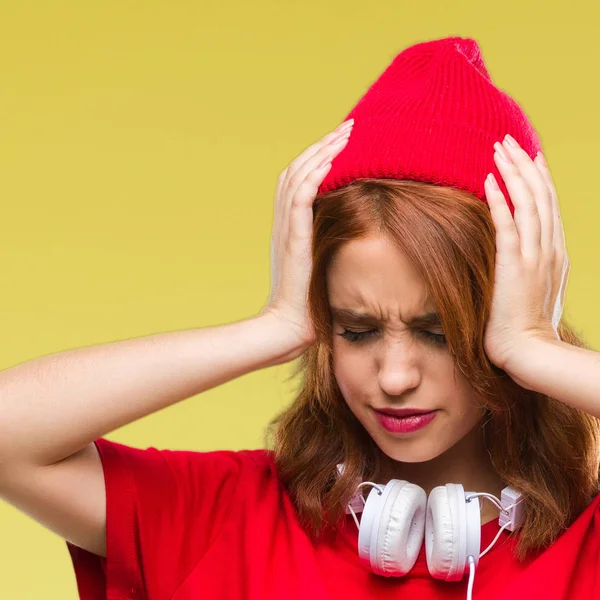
top-left (260, 119), bottom-right (354, 346)
top-left (483, 135), bottom-right (570, 377)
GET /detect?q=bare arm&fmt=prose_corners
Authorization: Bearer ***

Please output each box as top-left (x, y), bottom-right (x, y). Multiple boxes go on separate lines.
top-left (0, 121), bottom-right (350, 558)
top-left (0, 310), bottom-right (309, 471)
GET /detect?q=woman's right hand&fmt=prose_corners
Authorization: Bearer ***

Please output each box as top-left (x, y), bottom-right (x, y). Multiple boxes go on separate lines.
top-left (260, 119), bottom-right (354, 348)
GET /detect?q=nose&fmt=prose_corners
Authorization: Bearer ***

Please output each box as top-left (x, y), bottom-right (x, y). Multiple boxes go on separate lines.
top-left (377, 338), bottom-right (422, 396)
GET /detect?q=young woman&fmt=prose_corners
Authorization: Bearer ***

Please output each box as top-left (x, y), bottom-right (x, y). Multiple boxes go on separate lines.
top-left (1, 36), bottom-right (599, 600)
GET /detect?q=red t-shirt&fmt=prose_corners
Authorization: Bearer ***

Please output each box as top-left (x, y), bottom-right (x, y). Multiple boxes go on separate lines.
top-left (66, 438), bottom-right (600, 599)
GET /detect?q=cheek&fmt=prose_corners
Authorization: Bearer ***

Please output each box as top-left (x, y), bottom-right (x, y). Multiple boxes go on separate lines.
top-left (332, 346), bottom-right (369, 400)
top-left (332, 360), bottom-right (354, 402)
top-left (457, 388), bottom-right (486, 423)
top-left (443, 380), bottom-right (486, 437)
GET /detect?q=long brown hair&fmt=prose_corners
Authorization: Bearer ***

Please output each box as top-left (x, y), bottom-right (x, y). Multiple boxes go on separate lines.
top-left (264, 178), bottom-right (600, 561)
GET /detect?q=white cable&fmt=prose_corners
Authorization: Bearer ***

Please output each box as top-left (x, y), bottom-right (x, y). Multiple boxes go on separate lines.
top-left (479, 520), bottom-right (512, 558)
top-left (348, 482), bottom-right (380, 530)
top-left (348, 504), bottom-right (360, 529)
top-left (466, 556), bottom-right (475, 600)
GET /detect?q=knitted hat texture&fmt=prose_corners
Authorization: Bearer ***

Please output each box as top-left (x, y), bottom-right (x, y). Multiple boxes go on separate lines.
top-left (319, 36), bottom-right (543, 215)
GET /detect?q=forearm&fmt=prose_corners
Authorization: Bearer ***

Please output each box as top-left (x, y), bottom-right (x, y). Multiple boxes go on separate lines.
top-left (0, 311), bottom-right (308, 468)
top-left (504, 337), bottom-right (600, 419)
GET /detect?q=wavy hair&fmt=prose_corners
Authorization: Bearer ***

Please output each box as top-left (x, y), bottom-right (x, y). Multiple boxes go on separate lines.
top-left (264, 178), bottom-right (600, 561)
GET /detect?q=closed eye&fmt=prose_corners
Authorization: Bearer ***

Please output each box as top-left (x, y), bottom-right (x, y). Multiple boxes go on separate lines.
top-left (337, 328), bottom-right (446, 346)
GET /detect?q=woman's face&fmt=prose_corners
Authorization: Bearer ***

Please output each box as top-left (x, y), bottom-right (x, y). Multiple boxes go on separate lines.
top-left (327, 235), bottom-right (485, 464)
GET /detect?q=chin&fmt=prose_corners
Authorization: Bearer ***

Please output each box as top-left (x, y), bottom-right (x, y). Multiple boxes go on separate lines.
top-left (365, 416), bottom-right (483, 466)
top-left (375, 436), bottom-right (449, 464)
top-left (355, 408), bottom-right (449, 464)
top-left (356, 401), bottom-right (486, 465)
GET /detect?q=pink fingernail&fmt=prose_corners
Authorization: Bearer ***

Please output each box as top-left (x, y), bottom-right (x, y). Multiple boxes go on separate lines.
top-left (330, 130), bottom-right (351, 145)
top-left (494, 142), bottom-right (512, 164)
top-left (537, 151), bottom-right (547, 167)
top-left (487, 173), bottom-right (500, 191)
top-left (336, 119), bottom-right (354, 132)
top-left (317, 156), bottom-right (333, 170)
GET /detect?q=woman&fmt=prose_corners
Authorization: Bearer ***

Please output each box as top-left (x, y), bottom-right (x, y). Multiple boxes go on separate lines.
top-left (0, 36), bottom-right (599, 599)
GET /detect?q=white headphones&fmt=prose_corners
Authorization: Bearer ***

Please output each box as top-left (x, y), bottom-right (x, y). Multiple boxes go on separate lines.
top-left (337, 465), bottom-right (524, 600)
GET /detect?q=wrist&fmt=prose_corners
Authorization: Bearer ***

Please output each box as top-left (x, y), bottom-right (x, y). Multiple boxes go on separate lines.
top-left (502, 336), bottom-right (564, 388)
top-left (256, 310), bottom-right (315, 364)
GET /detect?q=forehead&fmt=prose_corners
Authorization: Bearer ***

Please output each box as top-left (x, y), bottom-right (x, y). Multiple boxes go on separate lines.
top-left (326, 236), bottom-right (433, 318)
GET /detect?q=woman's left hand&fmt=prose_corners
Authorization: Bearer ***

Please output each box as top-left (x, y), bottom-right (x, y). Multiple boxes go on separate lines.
top-left (482, 135), bottom-right (570, 376)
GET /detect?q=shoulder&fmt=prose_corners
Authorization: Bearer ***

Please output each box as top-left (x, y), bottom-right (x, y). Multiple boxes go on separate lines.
top-left (68, 440), bottom-right (282, 599)
top-left (93, 437), bottom-right (277, 489)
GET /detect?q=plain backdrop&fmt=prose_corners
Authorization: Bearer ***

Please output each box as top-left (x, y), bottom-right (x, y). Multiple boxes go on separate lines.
top-left (0, 1), bottom-right (598, 597)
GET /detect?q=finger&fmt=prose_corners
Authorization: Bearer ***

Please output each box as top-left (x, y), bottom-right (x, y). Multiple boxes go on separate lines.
top-left (288, 162), bottom-right (336, 245)
top-left (278, 119), bottom-right (354, 246)
top-left (287, 130), bottom-right (351, 200)
top-left (272, 170), bottom-right (288, 252)
top-left (558, 258), bottom-right (570, 321)
top-left (273, 120), bottom-right (352, 257)
top-left (484, 172), bottom-right (520, 259)
top-left (534, 152), bottom-right (567, 258)
top-left (284, 121), bottom-right (354, 188)
top-left (493, 142), bottom-right (541, 259)
top-left (557, 255), bottom-right (570, 320)
top-left (285, 133), bottom-right (351, 245)
top-left (502, 137), bottom-right (554, 257)
top-left (534, 152), bottom-right (569, 314)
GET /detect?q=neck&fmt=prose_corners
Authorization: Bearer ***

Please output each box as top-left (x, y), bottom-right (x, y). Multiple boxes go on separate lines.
top-left (377, 423), bottom-right (505, 525)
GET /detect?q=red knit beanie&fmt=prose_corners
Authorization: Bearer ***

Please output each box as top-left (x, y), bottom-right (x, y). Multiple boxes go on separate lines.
top-left (319, 36), bottom-right (543, 215)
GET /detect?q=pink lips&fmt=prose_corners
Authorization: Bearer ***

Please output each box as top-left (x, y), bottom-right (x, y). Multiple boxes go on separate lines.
top-left (374, 409), bottom-right (438, 433)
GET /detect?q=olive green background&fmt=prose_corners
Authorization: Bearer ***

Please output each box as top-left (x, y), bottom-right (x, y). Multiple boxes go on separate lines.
top-left (0, 1), bottom-right (598, 596)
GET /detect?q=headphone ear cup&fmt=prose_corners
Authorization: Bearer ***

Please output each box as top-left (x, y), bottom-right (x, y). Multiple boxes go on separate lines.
top-left (425, 483), bottom-right (481, 581)
top-left (358, 479), bottom-right (427, 577)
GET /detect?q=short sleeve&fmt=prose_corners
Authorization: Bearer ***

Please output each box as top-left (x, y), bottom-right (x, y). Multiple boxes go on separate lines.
top-left (65, 437), bottom-right (245, 600)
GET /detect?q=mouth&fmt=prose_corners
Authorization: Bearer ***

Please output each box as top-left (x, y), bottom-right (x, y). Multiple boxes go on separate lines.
top-left (372, 407), bottom-right (439, 434)
top-left (373, 407), bottom-right (438, 418)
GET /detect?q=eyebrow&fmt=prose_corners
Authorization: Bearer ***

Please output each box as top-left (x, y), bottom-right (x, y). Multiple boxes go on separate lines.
top-left (329, 307), bottom-right (441, 327)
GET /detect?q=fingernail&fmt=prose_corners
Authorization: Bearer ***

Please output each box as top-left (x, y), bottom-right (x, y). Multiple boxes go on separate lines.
top-left (317, 156), bottom-right (333, 170)
top-left (487, 173), bottom-right (500, 191)
top-left (504, 134), bottom-right (518, 148)
top-left (494, 142), bottom-right (512, 164)
top-left (330, 130), bottom-right (351, 145)
top-left (336, 119), bottom-right (354, 133)
top-left (536, 151), bottom-right (547, 167)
